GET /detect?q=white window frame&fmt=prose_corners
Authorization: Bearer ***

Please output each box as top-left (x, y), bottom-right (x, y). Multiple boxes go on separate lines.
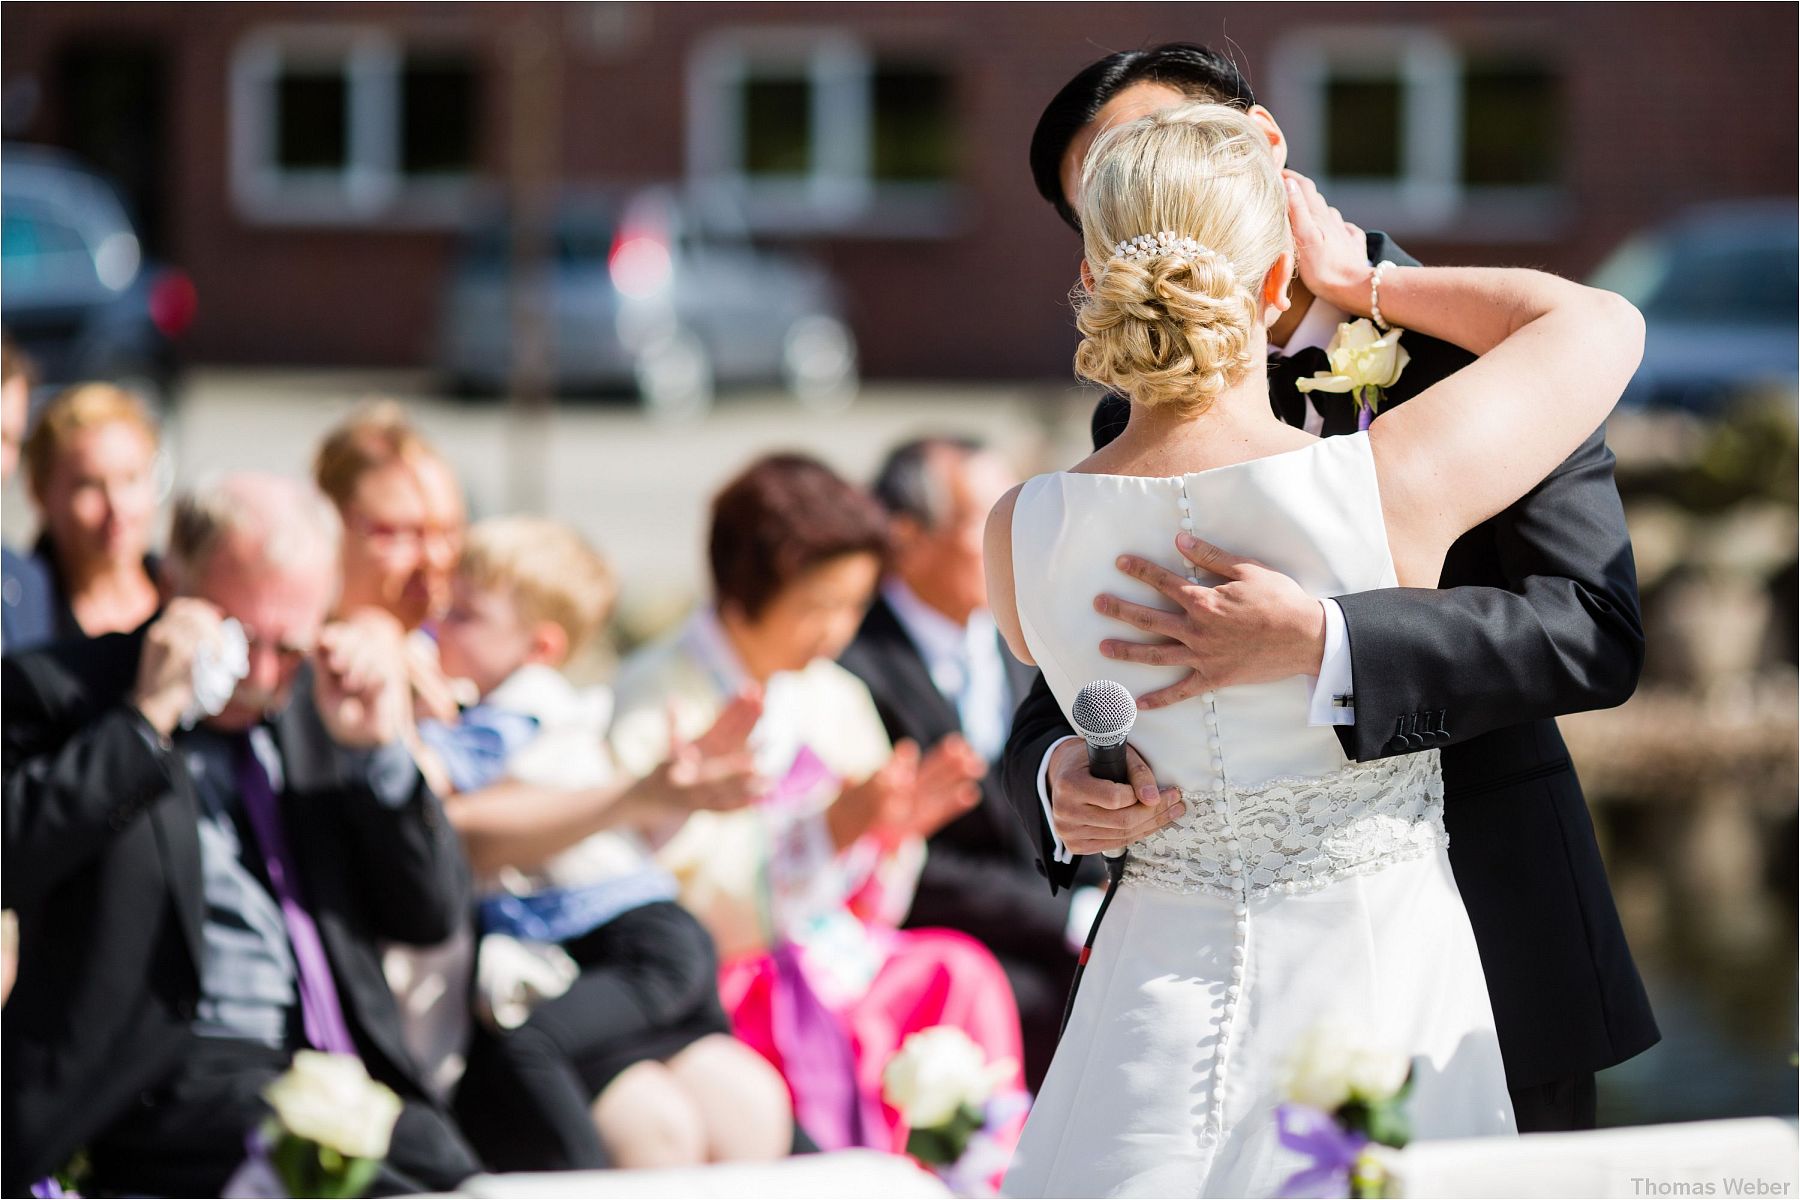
top-left (1269, 28), bottom-right (1566, 241)
top-left (230, 25), bottom-right (477, 227)
top-left (686, 28), bottom-right (962, 237)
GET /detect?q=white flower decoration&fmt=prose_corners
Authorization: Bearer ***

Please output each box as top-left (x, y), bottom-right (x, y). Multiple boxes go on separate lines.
top-left (1295, 319), bottom-right (1410, 398)
top-left (882, 1026), bottom-right (1018, 1130)
top-left (263, 1051), bottom-right (404, 1162)
top-left (1284, 1019), bottom-right (1412, 1111)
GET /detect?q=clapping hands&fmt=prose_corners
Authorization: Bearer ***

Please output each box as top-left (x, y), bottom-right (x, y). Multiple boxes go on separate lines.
top-left (639, 687), bottom-right (769, 816)
top-left (827, 734), bottom-right (985, 851)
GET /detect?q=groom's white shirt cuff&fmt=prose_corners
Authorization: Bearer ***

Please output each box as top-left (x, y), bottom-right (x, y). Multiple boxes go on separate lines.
top-left (1307, 598), bottom-right (1356, 726)
top-left (1038, 735), bottom-right (1080, 864)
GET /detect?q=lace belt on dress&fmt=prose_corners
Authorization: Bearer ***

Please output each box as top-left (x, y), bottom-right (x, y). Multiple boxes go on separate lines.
top-left (1121, 750), bottom-right (1447, 900)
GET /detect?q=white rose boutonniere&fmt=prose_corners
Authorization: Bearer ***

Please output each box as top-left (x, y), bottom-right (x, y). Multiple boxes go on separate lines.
top-left (226, 1051), bottom-right (402, 1199)
top-left (1295, 318), bottom-right (1410, 430)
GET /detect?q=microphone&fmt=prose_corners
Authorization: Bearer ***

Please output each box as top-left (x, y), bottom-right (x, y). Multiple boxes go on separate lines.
top-left (1071, 681), bottom-right (1138, 862)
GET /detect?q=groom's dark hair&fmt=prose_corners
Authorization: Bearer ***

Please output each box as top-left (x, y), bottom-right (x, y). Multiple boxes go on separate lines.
top-left (1030, 43), bottom-right (1258, 233)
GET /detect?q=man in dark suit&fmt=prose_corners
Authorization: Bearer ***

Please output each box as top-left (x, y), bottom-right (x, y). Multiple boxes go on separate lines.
top-left (841, 438), bottom-right (1099, 1091)
top-left (2, 473), bottom-right (478, 1196)
top-left (1003, 44), bottom-right (1658, 1132)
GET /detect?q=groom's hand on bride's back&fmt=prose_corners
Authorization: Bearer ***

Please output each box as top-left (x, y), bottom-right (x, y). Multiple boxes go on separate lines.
top-left (1094, 533), bottom-right (1328, 709)
top-left (1046, 737), bottom-right (1184, 856)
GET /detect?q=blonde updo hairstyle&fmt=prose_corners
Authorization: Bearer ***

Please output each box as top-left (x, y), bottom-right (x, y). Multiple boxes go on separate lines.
top-left (1074, 102), bottom-right (1293, 416)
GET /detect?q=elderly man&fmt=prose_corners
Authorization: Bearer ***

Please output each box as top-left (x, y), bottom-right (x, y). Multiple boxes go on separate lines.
top-left (839, 437), bottom-right (1095, 1092)
top-left (2, 474), bottom-right (478, 1195)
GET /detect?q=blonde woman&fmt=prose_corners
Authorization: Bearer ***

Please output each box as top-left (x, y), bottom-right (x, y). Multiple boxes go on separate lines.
top-left (14, 383), bottom-right (163, 650)
top-left (988, 103), bottom-right (1643, 1197)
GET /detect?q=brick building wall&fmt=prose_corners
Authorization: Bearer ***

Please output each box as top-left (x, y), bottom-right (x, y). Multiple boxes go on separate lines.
top-left (3, 2), bottom-right (1794, 377)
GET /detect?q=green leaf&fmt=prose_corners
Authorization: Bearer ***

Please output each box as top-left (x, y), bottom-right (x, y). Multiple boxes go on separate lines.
top-left (267, 1132), bottom-right (380, 1198)
top-left (335, 1157), bottom-right (382, 1199)
top-left (273, 1132), bottom-right (314, 1196)
top-left (1361, 1097), bottom-right (1412, 1150)
top-left (905, 1104), bottom-right (985, 1166)
top-left (906, 1126), bottom-right (957, 1165)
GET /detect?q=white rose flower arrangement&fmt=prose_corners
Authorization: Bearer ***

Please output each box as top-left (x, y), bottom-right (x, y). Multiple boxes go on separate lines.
top-left (882, 1026), bottom-right (1024, 1192)
top-left (1276, 1021), bottom-right (1417, 1199)
top-left (225, 1052), bottom-right (402, 1199)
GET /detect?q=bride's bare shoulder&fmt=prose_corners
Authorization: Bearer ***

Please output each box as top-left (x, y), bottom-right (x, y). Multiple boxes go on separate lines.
top-left (983, 481), bottom-right (1027, 572)
top-left (983, 482), bottom-right (1034, 666)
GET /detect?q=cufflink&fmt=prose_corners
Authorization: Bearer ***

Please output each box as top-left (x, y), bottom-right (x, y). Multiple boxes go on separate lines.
top-left (1332, 693), bottom-right (1355, 708)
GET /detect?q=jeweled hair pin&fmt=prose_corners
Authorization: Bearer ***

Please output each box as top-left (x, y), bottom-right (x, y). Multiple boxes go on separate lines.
top-left (1111, 231), bottom-right (1223, 266)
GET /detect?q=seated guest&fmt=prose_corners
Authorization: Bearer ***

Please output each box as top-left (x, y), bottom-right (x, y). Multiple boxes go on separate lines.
top-left (1, 474), bottom-right (478, 1196)
top-left (313, 402), bottom-right (467, 723)
top-left (314, 404), bottom-right (482, 1096)
top-left (421, 516), bottom-right (791, 1169)
top-left (1, 334), bottom-right (52, 651)
top-left (610, 453), bottom-right (1025, 1158)
top-left (0, 337), bottom-right (30, 1021)
top-left (8, 382), bottom-right (162, 652)
top-left (841, 437), bottom-right (1102, 1093)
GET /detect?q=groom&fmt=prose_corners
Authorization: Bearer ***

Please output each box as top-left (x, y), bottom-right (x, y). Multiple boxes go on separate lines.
top-left (1004, 43), bottom-right (1659, 1133)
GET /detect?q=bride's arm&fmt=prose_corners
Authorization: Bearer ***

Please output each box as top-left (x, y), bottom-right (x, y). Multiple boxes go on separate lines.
top-left (1288, 175), bottom-right (1644, 584)
top-left (983, 483), bottom-right (1035, 666)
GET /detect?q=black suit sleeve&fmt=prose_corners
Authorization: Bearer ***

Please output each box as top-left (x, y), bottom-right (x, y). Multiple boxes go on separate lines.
top-left (998, 672), bottom-right (1083, 894)
top-left (2, 655), bottom-right (177, 909)
top-left (1332, 425), bottom-right (1644, 761)
top-left (325, 753), bottom-right (471, 946)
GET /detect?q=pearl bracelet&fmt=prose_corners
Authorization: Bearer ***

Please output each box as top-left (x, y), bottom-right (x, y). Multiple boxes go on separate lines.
top-left (1370, 259), bottom-right (1399, 331)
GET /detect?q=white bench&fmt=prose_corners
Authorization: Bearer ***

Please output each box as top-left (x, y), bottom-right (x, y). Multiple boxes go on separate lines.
top-left (454, 1150), bottom-right (952, 1198)
top-left (1382, 1117), bottom-right (1799, 1199)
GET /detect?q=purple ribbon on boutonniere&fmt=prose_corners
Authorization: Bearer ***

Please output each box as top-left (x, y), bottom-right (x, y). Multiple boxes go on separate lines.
top-left (1276, 1102), bottom-right (1369, 1198)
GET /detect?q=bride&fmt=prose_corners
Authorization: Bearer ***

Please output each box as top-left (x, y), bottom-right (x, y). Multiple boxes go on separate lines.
top-left (989, 103), bottom-right (1643, 1198)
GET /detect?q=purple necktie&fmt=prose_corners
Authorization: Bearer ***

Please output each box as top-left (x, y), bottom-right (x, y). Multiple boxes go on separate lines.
top-left (236, 736), bottom-right (359, 1056)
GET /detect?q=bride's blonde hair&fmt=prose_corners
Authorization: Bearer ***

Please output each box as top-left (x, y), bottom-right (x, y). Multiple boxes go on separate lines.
top-left (1074, 102), bottom-right (1292, 416)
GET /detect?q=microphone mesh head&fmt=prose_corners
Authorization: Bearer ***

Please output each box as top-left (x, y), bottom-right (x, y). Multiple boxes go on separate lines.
top-left (1072, 680), bottom-right (1137, 746)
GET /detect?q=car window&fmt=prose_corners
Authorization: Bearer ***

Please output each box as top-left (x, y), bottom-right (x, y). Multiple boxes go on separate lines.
top-left (558, 224), bottom-right (612, 268)
top-left (1, 206), bottom-right (101, 298)
top-left (461, 216), bottom-right (616, 272)
top-left (1660, 237), bottom-right (1799, 323)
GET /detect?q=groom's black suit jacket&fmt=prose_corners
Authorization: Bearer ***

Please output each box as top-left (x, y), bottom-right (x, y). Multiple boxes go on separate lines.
top-left (1001, 232), bottom-right (1660, 1091)
top-left (1, 629), bottom-right (471, 1193)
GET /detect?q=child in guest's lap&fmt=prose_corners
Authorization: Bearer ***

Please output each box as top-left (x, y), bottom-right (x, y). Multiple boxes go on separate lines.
top-left (424, 517), bottom-right (790, 1171)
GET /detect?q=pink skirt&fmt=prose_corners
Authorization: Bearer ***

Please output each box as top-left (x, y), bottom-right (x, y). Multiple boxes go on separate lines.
top-left (720, 927), bottom-right (1026, 1159)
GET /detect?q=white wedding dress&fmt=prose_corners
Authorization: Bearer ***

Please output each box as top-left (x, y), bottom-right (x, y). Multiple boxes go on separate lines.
top-left (1001, 433), bottom-right (1516, 1200)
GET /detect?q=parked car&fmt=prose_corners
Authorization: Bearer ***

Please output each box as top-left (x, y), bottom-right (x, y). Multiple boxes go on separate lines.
top-left (436, 187), bottom-right (857, 419)
top-left (1589, 198), bottom-right (1797, 414)
top-left (1, 142), bottom-right (195, 413)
